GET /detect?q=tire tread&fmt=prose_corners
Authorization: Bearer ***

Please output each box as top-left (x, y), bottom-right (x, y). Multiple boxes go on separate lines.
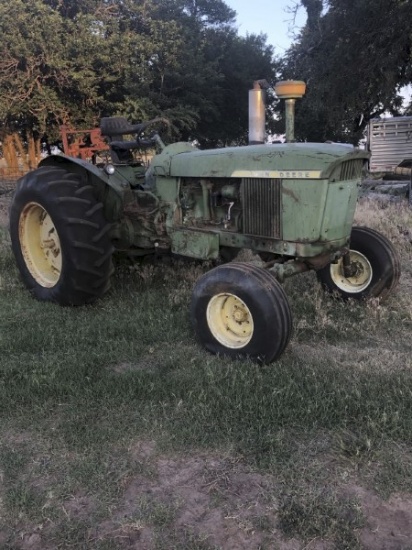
top-left (9, 166), bottom-right (113, 306)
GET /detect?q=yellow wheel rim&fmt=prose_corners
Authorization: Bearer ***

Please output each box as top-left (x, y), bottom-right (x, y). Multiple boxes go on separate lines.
top-left (19, 202), bottom-right (62, 287)
top-left (206, 293), bottom-right (254, 349)
top-left (330, 251), bottom-right (372, 293)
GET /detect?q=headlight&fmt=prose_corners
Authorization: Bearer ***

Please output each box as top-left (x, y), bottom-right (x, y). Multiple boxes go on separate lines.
top-left (104, 164), bottom-right (115, 175)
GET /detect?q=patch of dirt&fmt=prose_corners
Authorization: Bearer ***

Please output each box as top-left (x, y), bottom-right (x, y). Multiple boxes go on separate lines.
top-left (92, 451), bottom-right (286, 549)
top-left (3, 441), bottom-right (412, 549)
top-left (347, 485), bottom-right (412, 550)
top-left (129, 440), bottom-right (157, 461)
top-left (63, 493), bottom-right (98, 522)
top-left (89, 446), bottom-right (412, 549)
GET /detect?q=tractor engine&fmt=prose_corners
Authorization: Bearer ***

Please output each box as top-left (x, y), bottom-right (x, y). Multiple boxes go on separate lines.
top-left (179, 178), bottom-right (242, 232)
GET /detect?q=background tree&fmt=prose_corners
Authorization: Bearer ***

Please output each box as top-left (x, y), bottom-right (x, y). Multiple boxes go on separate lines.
top-left (280, 0), bottom-right (412, 144)
top-left (197, 31), bottom-right (276, 146)
top-left (0, 0), bottom-right (137, 139)
top-left (0, 0), bottom-right (70, 134)
top-left (0, 0), bottom-right (278, 147)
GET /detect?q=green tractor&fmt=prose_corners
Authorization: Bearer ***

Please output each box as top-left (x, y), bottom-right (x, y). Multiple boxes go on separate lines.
top-left (9, 81), bottom-right (400, 363)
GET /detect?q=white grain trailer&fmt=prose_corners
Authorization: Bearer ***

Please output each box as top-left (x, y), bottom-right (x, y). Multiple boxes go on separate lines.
top-left (368, 116), bottom-right (412, 174)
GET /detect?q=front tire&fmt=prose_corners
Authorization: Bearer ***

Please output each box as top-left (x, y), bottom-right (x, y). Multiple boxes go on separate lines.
top-left (317, 226), bottom-right (401, 301)
top-left (191, 262), bottom-right (292, 363)
top-left (9, 166), bottom-right (114, 305)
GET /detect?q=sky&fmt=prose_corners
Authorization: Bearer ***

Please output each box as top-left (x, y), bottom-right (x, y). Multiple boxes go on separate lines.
top-left (225, 1), bottom-right (411, 105)
top-left (225, 0), bottom-right (307, 53)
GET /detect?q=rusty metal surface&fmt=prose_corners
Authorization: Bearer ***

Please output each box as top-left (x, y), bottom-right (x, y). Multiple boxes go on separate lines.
top-left (171, 229), bottom-right (219, 259)
top-left (60, 126), bottom-right (109, 161)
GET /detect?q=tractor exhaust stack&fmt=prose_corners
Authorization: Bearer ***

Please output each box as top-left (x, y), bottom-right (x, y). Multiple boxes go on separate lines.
top-left (248, 81), bottom-right (266, 144)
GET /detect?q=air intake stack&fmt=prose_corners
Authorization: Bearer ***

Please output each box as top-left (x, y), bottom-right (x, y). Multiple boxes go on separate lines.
top-left (274, 80), bottom-right (306, 143)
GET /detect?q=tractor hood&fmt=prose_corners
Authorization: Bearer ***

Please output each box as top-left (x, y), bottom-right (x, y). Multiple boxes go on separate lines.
top-left (151, 142), bottom-right (369, 180)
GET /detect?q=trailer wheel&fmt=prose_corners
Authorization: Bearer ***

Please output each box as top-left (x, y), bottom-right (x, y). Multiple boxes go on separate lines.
top-left (191, 262), bottom-right (292, 363)
top-left (317, 226), bottom-right (400, 301)
top-left (9, 166), bottom-right (114, 305)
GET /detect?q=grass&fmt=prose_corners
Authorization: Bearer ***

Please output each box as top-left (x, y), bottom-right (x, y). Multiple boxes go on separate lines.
top-left (0, 198), bottom-right (411, 549)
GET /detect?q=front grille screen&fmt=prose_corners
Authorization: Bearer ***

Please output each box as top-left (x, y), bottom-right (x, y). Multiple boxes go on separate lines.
top-left (241, 178), bottom-right (281, 238)
top-left (338, 159), bottom-right (364, 181)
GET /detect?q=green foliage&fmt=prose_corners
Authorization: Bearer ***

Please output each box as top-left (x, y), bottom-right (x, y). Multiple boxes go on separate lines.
top-left (198, 31), bottom-right (277, 146)
top-left (280, 0), bottom-right (412, 144)
top-left (0, 0), bottom-right (278, 145)
top-left (0, 0), bottom-right (68, 130)
top-left (2, 0), bottom-right (411, 148)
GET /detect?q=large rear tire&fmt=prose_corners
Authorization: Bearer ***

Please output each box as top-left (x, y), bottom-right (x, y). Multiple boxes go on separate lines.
top-left (317, 226), bottom-right (400, 301)
top-left (191, 262), bottom-right (292, 363)
top-left (9, 166), bottom-right (114, 305)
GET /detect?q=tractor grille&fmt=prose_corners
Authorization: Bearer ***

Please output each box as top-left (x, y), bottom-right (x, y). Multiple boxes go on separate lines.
top-left (241, 178), bottom-right (282, 238)
top-left (337, 159), bottom-right (364, 181)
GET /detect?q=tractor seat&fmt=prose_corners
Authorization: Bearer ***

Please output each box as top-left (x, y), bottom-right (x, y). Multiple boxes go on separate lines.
top-left (100, 117), bottom-right (140, 163)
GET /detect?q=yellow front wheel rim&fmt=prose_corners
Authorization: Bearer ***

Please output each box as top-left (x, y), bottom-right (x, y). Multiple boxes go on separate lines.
top-left (19, 202), bottom-right (62, 287)
top-left (206, 293), bottom-right (254, 349)
top-left (330, 251), bottom-right (372, 293)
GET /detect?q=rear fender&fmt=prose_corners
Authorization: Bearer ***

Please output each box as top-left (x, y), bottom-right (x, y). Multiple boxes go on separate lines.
top-left (39, 154), bottom-right (123, 221)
